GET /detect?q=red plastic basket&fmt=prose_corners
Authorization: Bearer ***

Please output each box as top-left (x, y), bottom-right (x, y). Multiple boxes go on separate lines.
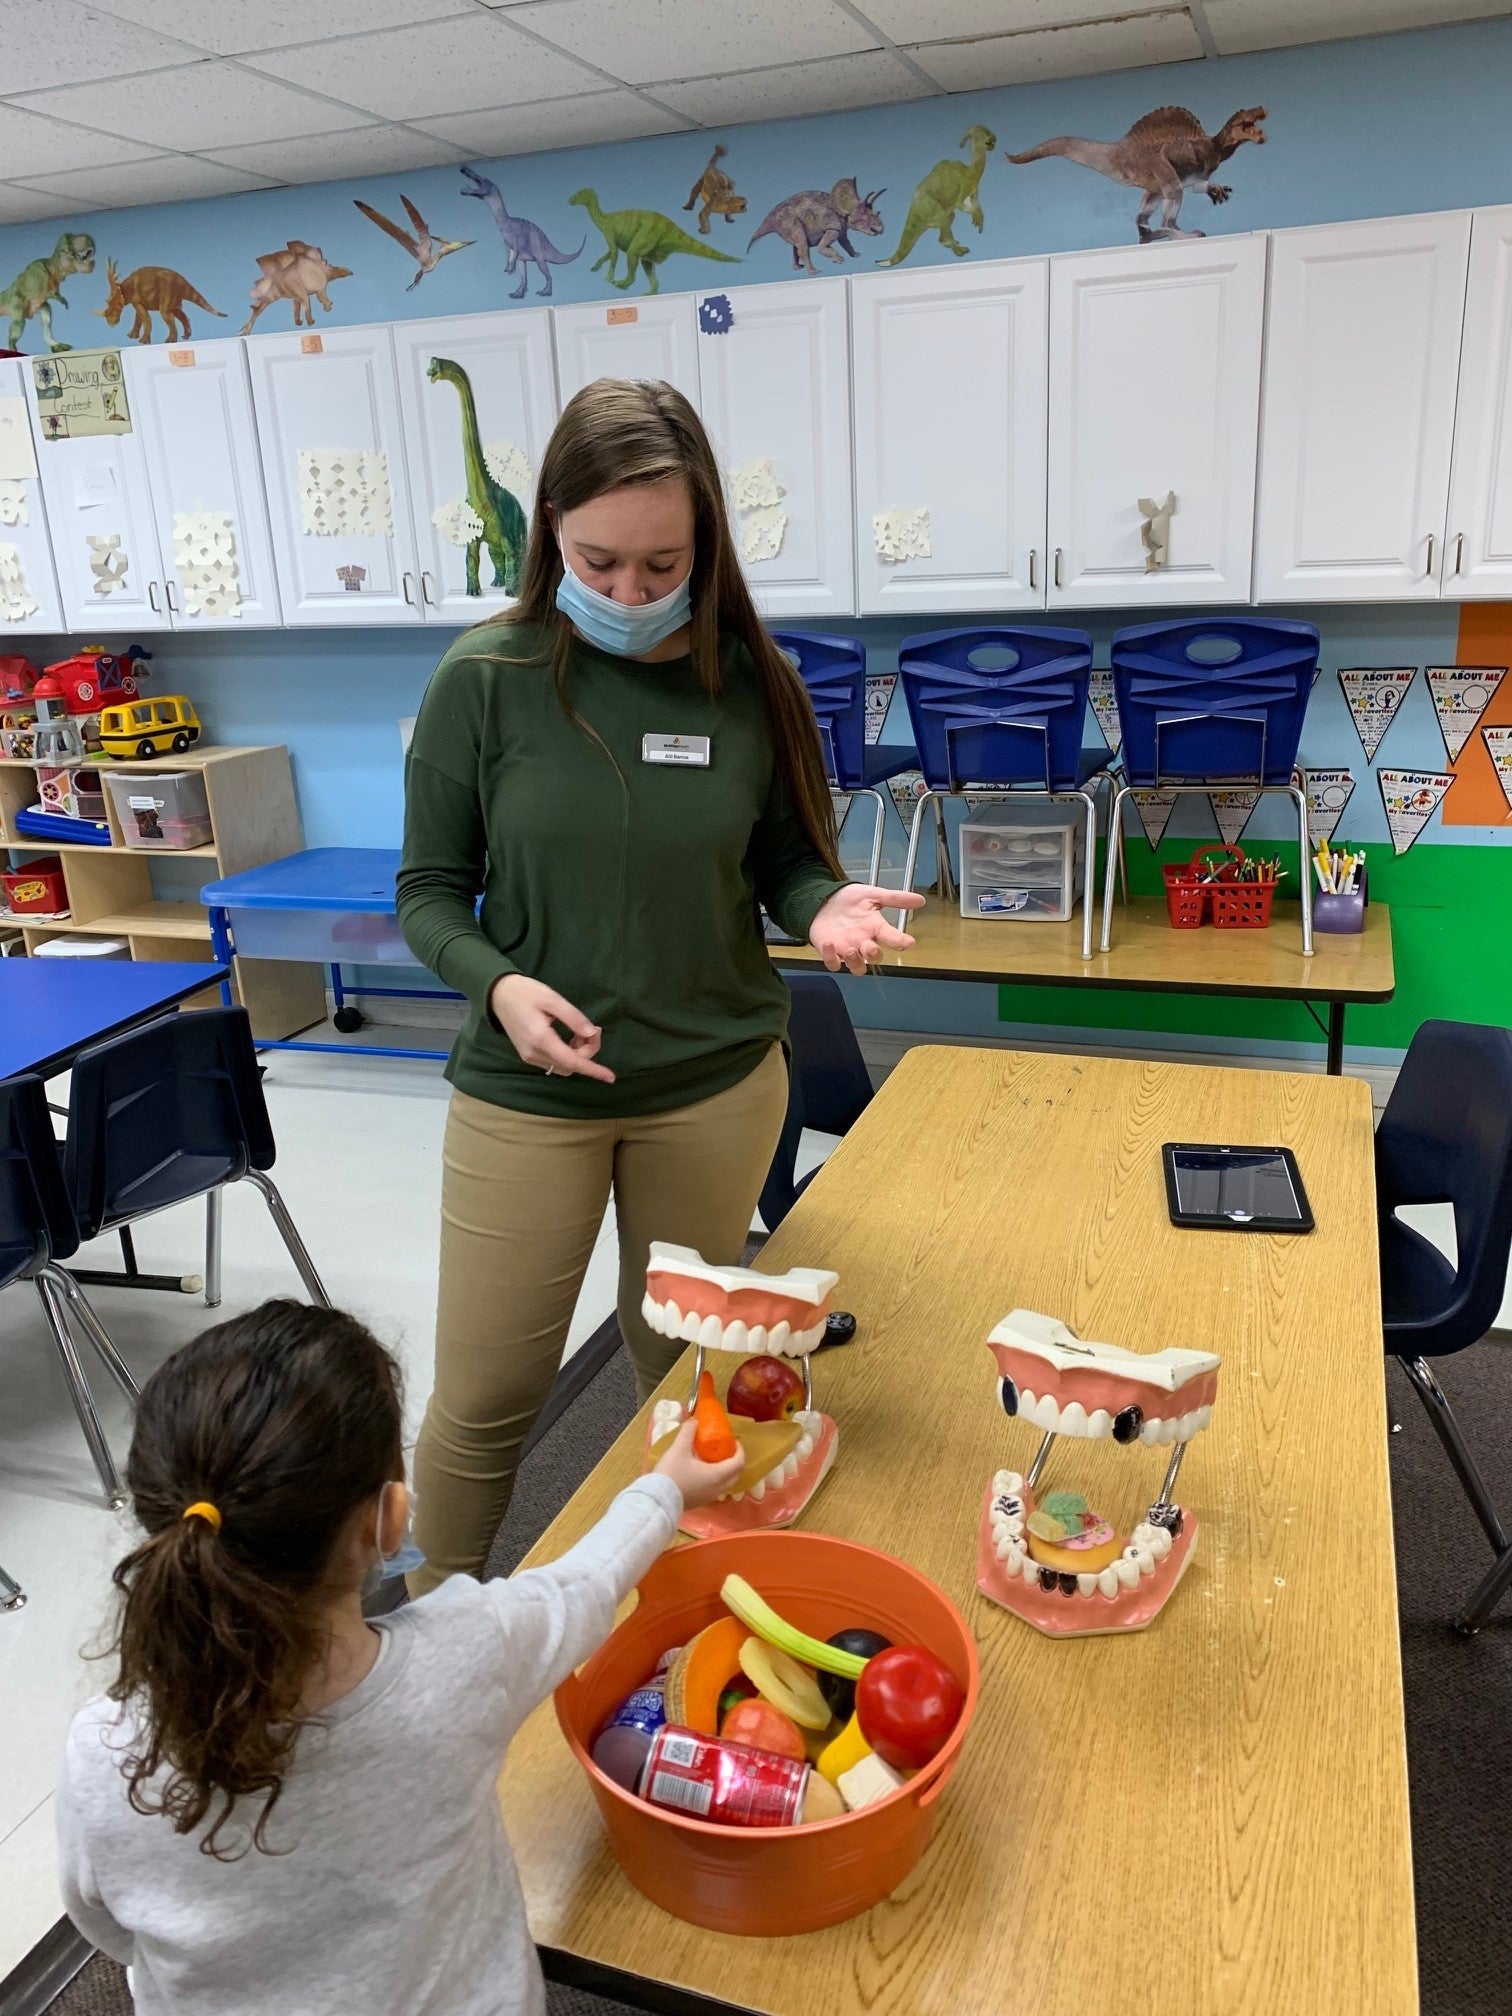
top-left (1212, 877), bottom-right (1277, 929)
top-left (1162, 844), bottom-right (1241, 930)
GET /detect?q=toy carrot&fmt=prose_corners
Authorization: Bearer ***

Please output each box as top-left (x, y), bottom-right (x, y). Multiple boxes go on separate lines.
top-left (692, 1369), bottom-right (739, 1462)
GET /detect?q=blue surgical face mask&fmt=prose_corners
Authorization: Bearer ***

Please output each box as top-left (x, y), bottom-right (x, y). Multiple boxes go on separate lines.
top-left (555, 558), bottom-right (693, 658)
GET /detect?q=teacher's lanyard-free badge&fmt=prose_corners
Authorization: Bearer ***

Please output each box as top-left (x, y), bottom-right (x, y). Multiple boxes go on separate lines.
top-left (642, 732), bottom-right (711, 768)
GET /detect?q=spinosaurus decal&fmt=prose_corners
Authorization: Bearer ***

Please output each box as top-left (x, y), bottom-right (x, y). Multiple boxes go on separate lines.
top-left (460, 166), bottom-right (583, 299)
top-left (95, 259), bottom-right (224, 343)
top-left (239, 241), bottom-right (352, 335)
top-left (683, 145), bottom-right (746, 234)
top-left (878, 127), bottom-right (995, 267)
top-left (1, 233), bottom-right (95, 352)
top-left (354, 194), bottom-right (473, 290)
top-left (569, 188), bottom-right (739, 295)
top-left (748, 178), bottom-right (885, 273)
top-left (1005, 106), bottom-right (1268, 243)
top-left (426, 356), bottom-right (529, 598)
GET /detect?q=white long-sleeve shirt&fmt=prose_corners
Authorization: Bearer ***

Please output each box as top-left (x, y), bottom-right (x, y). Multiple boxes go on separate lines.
top-left (57, 1475), bottom-right (681, 2016)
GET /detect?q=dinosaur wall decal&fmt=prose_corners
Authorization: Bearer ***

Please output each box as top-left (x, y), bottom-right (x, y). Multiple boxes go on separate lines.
top-left (1005, 106), bottom-right (1267, 243)
top-left (95, 259), bottom-right (224, 343)
top-left (355, 194), bottom-right (472, 290)
top-left (878, 127), bottom-right (996, 268)
top-left (460, 166), bottom-right (582, 299)
top-left (1, 233), bottom-right (95, 352)
top-left (427, 356), bottom-right (529, 598)
top-left (569, 188), bottom-right (739, 295)
top-left (747, 178), bottom-right (885, 273)
top-left (683, 145), bottom-right (746, 234)
top-left (239, 241), bottom-right (352, 336)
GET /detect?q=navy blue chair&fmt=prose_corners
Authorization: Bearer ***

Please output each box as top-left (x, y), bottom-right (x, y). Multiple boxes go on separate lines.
top-left (1102, 616), bottom-right (1320, 954)
top-left (1377, 1019), bottom-right (1512, 1634)
top-left (896, 626), bottom-right (1111, 958)
top-left (63, 1007), bottom-right (329, 1317)
top-left (758, 975), bottom-right (874, 1234)
top-left (1, 1073), bottom-right (139, 1505)
top-left (770, 631), bottom-right (919, 885)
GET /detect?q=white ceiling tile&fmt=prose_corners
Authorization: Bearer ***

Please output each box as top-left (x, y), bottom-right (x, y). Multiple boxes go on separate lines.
top-left (244, 12), bottom-right (600, 120)
top-left (0, 104), bottom-right (166, 175)
top-left (1204, 0), bottom-right (1512, 56)
top-left (13, 62), bottom-right (374, 152)
top-left (13, 156), bottom-right (276, 208)
top-left (0, 0), bottom-right (200, 92)
top-left (906, 12), bottom-right (1203, 90)
top-left (859, 0), bottom-right (1175, 36)
top-left (71, 0), bottom-right (474, 56)
top-left (205, 125), bottom-right (468, 182)
top-left (515, 0), bottom-right (878, 85)
top-left (0, 181), bottom-right (97, 224)
top-left (650, 48), bottom-right (928, 125)
top-left (414, 89), bottom-right (692, 156)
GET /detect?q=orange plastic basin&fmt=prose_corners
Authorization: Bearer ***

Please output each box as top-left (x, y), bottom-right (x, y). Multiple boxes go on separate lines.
top-left (555, 1530), bottom-right (979, 1936)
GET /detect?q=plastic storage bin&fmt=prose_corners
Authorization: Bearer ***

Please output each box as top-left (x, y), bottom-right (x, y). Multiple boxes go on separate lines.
top-left (2, 856), bottom-right (68, 918)
top-left (200, 849), bottom-right (416, 965)
top-left (103, 769), bottom-right (213, 851)
top-left (556, 1530), bottom-right (979, 1937)
top-left (958, 800), bottom-right (1084, 922)
top-left (33, 936), bottom-right (128, 959)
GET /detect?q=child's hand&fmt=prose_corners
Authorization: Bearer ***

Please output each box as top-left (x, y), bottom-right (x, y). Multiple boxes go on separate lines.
top-left (654, 1418), bottom-right (745, 1509)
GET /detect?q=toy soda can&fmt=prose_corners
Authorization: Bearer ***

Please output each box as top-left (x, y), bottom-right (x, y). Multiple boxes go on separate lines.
top-left (641, 1726), bottom-right (808, 1826)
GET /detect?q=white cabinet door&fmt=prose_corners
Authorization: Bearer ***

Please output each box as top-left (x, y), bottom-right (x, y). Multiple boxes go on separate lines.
top-left (696, 278), bottom-right (854, 619)
top-left (551, 296), bottom-right (701, 408)
top-left (1254, 211), bottom-right (1471, 601)
top-left (850, 262), bottom-right (1048, 615)
top-left (1444, 205), bottom-right (1512, 597)
top-left (24, 354), bottom-right (169, 631)
top-left (391, 310), bottom-right (558, 624)
top-left (0, 358), bottom-right (63, 634)
top-left (1047, 236), bottom-right (1265, 608)
top-left (247, 325), bottom-right (422, 625)
top-left (123, 340), bottom-right (283, 628)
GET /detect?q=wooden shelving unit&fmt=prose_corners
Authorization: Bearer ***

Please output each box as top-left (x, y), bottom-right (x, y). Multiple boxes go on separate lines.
top-left (0, 746), bottom-right (324, 1041)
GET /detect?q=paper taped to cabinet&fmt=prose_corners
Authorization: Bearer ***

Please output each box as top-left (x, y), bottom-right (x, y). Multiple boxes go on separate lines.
top-left (86, 532), bottom-right (129, 596)
top-left (298, 449), bottom-right (393, 538)
top-left (874, 507), bottom-right (930, 563)
top-left (740, 505), bottom-right (786, 563)
top-left (172, 509), bottom-right (242, 618)
top-left (731, 457), bottom-right (784, 511)
top-left (0, 543), bottom-right (37, 622)
top-left (0, 480), bottom-right (28, 527)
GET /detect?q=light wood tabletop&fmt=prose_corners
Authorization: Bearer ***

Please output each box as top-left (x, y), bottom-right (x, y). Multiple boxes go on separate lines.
top-left (499, 1046), bottom-right (1414, 2016)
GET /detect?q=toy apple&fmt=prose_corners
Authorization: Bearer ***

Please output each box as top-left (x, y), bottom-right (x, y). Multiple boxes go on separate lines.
top-left (855, 1645), bottom-right (965, 1772)
top-left (726, 1354), bottom-right (805, 1422)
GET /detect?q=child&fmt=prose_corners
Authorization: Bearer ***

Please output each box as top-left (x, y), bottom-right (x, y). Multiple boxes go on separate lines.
top-left (57, 1299), bottom-right (742, 2015)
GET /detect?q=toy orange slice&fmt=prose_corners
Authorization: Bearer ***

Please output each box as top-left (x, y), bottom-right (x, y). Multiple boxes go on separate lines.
top-left (663, 1616), bottom-right (750, 1736)
top-left (1026, 1530), bottom-right (1125, 1575)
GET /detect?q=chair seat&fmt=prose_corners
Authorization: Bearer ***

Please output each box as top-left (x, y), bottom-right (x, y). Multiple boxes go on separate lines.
top-left (1381, 1215), bottom-right (1460, 1345)
top-left (921, 747), bottom-right (1110, 794)
top-left (850, 744), bottom-right (919, 789)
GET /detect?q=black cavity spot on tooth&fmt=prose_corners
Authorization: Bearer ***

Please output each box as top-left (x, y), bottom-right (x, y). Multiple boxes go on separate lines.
top-left (999, 1377), bottom-right (1018, 1416)
top-left (1058, 1573), bottom-right (1079, 1597)
top-left (1112, 1405), bottom-right (1143, 1444)
top-left (1147, 1502), bottom-right (1183, 1535)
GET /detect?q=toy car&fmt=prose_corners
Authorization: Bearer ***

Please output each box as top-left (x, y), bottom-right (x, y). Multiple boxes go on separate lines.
top-left (97, 696), bottom-right (201, 760)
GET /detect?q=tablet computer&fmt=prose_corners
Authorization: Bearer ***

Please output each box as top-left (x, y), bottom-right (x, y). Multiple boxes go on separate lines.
top-left (1161, 1143), bottom-right (1314, 1233)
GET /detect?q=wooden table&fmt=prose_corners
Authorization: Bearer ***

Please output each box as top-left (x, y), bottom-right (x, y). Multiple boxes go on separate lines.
top-left (500, 1046), bottom-right (1414, 2016)
top-left (773, 899), bottom-right (1395, 1075)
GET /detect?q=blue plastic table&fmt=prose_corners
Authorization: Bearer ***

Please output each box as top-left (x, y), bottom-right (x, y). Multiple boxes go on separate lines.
top-left (201, 848), bottom-right (458, 1062)
top-left (0, 958), bottom-right (228, 1082)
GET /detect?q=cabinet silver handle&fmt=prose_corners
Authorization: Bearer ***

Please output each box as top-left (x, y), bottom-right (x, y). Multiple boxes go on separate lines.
top-left (1425, 533), bottom-right (1435, 577)
top-left (147, 580), bottom-right (161, 614)
top-left (1028, 548), bottom-right (1037, 590)
top-left (421, 570), bottom-right (438, 606)
top-left (1053, 547), bottom-right (1063, 589)
top-left (402, 571), bottom-right (416, 607)
top-left (1455, 532), bottom-right (1466, 575)
top-left (164, 580), bottom-right (179, 615)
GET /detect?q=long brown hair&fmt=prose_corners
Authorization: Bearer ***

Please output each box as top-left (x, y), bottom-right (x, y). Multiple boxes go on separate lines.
top-left (487, 376), bottom-right (842, 880)
top-left (107, 1301), bottom-right (403, 1859)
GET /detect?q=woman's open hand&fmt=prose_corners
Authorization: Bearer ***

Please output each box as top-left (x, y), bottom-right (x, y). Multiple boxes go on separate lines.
top-left (489, 973), bottom-right (616, 1082)
top-left (807, 884), bottom-right (925, 976)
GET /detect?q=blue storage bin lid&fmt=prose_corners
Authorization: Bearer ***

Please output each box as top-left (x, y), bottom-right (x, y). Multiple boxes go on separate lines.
top-left (201, 847), bottom-right (402, 912)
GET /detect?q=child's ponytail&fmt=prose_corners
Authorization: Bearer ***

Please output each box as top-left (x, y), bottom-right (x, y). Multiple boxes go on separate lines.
top-left (108, 1300), bottom-right (403, 1859)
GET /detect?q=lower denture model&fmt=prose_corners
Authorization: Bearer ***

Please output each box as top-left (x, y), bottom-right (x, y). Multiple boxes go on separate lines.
top-left (977, 1310), bottom-right (1221, 1637)
top-left (641, 1241), bottom-right (842, 1537)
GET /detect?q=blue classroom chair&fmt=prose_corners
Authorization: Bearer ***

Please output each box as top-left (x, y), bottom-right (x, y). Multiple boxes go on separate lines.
top-left (1101, 616), bottom-right (1319, 954)
top-left (896, 626), bottom-right (1113, 959)
top-left (758, 974), bottom-right (873, 1234)
top-left (1377, 1019), bottom-right (1512, 1634)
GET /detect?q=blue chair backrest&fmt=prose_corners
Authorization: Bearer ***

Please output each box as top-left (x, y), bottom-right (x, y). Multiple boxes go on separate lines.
top-left (759, 975), bottom-right (873, 1233)
top-left (1376, 1020), bottom-right (1512, 1358)
top-left (897, 627), bottom-right (1095, 792)
top-left (1110, 617), bottom-right (1319, 787)
top-left (769, 631), bottom-right (869, 790)
top-left (64, 1008), bottom-right (275, 1243)
top-left (0, 1074), bottom-right (79, 1290)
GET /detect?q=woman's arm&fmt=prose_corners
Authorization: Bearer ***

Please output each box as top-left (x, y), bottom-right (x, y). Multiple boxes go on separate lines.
top-left (749, 767), bottom-right (847, 944)
top-left (397, 753), bottom-right (518, 1011)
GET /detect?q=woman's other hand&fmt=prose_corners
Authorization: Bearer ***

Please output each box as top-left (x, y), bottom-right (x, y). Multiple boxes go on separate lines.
top-left (807, 885), bottom-right (924, 976)
top-left (489, 974), bottom-right (616, 1082)
top-left (653, 1418), bottom-right (746, 1508)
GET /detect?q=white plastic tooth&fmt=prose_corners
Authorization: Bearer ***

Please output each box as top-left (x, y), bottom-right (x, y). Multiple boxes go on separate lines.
top-left (679, 1307), bottom-right (702, 1344)
top-left (1113, 1556), bottom-right (1141, 1590)
top-left (1058, 1401), bottom-right (1089, 1437)
top-left (748, 1325), bottom-right (767, 1352)
top-left (1131, 1541), bottom-right (1155, 1576)
top-left (992, 1469), bottom-right (1014, 1494)
top-left (729, 1489), bottom-right (745, 1503)
top-left (1139, 1416), bottom-right (1163, 1446)
top-left (769, 1320), bottom-right (791, 1354)
top-left (642, 1293), bottom-right (660, 1332)
top-left (1002, 1470), bottom-right (1023, 1494)
top-left (1018, 1389), bottom-right (1037, 1423)
top-left (1021, 1561), bottom-right (1040, 1589)
top-left (723, 1319), bottom-right (748, 1353)
top-left (1002, 1545), bottom-right (1023, 1579)
top-left (1077, 1572), bottom-right (1098, 1598)
top-left (663, 1298), bottom-right (681, 1335)
top-left (1036, 1393), bottom-right (1061, 1431)
top-left (794, 1410), bottom-right (822, 1438)
top-left (1149, 1525), bottom-right (1173, 1560)
top-left (698, 1313), bottom-right (723, 1351)
top-left (994, 1530), bottom-right (1016, 1562)
top-left (1087, 1409), bottom-right (1112, 1439)
top-left (1097, 1565), bottom-right (1120, 1599)
top-left (749, 1476), bottom-right (768, 1501)
top-left (1195, 1404), bottom-right (1213, 1432)
top-left (795, 1433), bottom-right (814, 1463)
top-left (1158, 1414), bottom-right (1178, 1445)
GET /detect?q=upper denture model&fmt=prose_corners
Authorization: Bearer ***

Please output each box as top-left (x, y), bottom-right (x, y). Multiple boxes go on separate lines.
top-left (989, 1309), bottom-right (1219, 1446)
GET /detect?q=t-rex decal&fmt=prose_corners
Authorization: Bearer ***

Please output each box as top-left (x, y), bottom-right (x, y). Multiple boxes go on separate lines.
top-left (1005, 106), bottom-right (1267, 243)
top-left (460, 166), bottom-right (582, 299)
top-left (878, 127), bottom-right (996, 267)
top-left (95, 259), bottom-right (224, 343)
top-left (1, 233), bottom-right (95, 352)
top-left (355, 194), bottom-right (472, 290)
top-left (427, 356), bottom-right (528, 597)
top-left (239, 241), bottom-right (352, 335)
top-left (569, 189), bottom-right (739, 295)
top-left (683, 145), bottom-right (746, 234)
top-left (748, 178), bottom-right (885, 273)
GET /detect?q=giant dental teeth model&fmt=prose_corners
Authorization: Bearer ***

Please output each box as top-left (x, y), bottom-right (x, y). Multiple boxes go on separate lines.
top-left (976, 1310), bottom-right (1221, 1638)
top-left (641, 1241), bottom-right (842, 1537)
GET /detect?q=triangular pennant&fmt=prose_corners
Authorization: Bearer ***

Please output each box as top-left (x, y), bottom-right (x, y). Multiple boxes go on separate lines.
top-left (1338, 667), bottom-right (1415, 762)
top-left (1132, 788), bottom-right (1177, 850)
top-left (886, 768), bottom-right (924, 836)
top-left (831, 790), bottom-right (853, 831)
top-left (863, 672), bottom-right (897, 747)
top-left (1427, 665), bottom-right (1508, 762)
top-left (1088, 668), bottom-right (1121, 754)
top-left (1209, 789), bottom-right (1259, 845)
top-left (1377, 768), bottom-right (1454, 854)
top-left (1305, 768), bottom-right (1356, 848)
top-left (1482, 726), bottom-right (1512, 816)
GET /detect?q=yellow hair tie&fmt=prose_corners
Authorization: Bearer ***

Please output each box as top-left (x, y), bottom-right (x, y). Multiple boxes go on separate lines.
top-left (181, 1501), bottom-right (222, 1532)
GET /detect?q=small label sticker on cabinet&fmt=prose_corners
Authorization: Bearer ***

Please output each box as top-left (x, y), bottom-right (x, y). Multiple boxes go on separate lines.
top-left (168, 349), bottom-right (195, 369)
top-left (300, 333), bottom-right (324, 355)
top-left (606, 306), bottom-right (637, 326)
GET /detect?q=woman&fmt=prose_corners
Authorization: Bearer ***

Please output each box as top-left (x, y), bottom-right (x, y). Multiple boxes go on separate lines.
top-left (398, 377), bottom-right (920, 1591)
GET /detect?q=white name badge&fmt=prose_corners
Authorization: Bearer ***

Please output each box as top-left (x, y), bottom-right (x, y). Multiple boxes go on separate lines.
top-left (642, 732), bottom-right (710, 767)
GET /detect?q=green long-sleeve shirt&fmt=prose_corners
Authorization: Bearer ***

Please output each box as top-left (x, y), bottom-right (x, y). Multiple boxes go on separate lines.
top-left (397, 625), bottom-right (845, 1117)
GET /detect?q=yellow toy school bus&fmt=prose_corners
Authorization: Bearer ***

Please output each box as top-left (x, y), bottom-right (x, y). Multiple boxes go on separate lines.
top-left (97, 696), bottom-right (201, 760)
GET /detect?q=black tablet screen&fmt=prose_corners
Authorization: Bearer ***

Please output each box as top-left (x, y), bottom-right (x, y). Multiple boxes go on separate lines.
top-left (1169, 1149), bottom-right (1306, 1225)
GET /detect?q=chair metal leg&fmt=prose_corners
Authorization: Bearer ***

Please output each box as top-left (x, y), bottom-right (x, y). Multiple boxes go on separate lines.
top-left (0, 1561), bottom-right (24, 1611)
top-left (243, 1170), bottom-right (332, 1307)
top-left (1455, 1539), bottom-right (1512, 1635)
top-left (1291, 775), bottom-right (1314, 957)
top-left (860, 788), bottom-right (889, 888)
top-left (898, 789), bottom-right (935, 928)
top-left (205, 1186), bottom-right (224, 1309)
top-left (1073, 788), bottom-right (1098, 960)
top-left (1400, 1355), bottom-right (1509, 1555)
top-left (33, 1274), bottom-right (126, 1507)
top-left (930, 793), bottom-right (956, 901)
top-left (1100, 787), bottom-right (1132, 952)
top-left (40, 1265), bottom-right (140, 1409)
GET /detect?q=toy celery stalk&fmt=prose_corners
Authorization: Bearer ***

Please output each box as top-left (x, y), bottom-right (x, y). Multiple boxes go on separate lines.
top-left (720, 1574), bottom-right (869, 1679)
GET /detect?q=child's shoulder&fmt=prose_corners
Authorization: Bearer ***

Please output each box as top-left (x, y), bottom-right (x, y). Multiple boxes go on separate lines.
top-left (62, 1695), bottom-right (139, 1802)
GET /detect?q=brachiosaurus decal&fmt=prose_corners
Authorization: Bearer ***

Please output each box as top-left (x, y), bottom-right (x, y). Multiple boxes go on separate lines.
top-left (427, 357), bottom-right (528, 598)
top-left (1005, 106), bottom-right (1267, 243)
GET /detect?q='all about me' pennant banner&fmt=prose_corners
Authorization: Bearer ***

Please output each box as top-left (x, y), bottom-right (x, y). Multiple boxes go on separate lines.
top-left (1088, 668), bottom-right (1121, 755)
top-left (1483, 725), bottom-right (1512, 816)
top-left (1339, 666), bottom-right (1415, 762)
top-left (1305, 768), bottom-right (1357, 848)
top-left (1132, 789), bottom-right (1177, 849)
top-left (1209, 790), bottom-right (1259, 845)
top-left (1427, 665), bottom-right (1507, 762)
top-left (1377, 768), bottom-right (1454, 854)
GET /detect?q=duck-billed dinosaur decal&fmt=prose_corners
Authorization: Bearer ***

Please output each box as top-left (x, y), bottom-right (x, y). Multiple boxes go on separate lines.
top-left (426, 356), bottom-right (529, 598)
top-left (878, 127), bottom-right (995, 268)
top-left (569, 188), bottom-right (739, 295)
top-left (460, 166), bottom-right (582, 299)
top-left (748, 178), bottom-right (884, 273)
top-left (1006, 106), bottom-right (1267, 243)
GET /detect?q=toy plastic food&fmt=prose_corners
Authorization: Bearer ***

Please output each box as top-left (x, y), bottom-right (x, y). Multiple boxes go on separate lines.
top-left (738, 1639), bottom-right (831, 1730)
top-left (721, 1575), bottom-right (869, 1680)
top-left (719, 1698), bottom-right (807, 1762)
top-left (977, 1309), bottom-right (1221, 1637)
top-left (592, 1654), bottom-right (674, 1792)
top-left (816, 1712), bottom-right (872, 1787)
top-left (854, 1646), bottom-right (965, 1772)
top-left (663, 1617), bottom-right (749, 1735)
top-left (798, 1772), bottom-right (846, 1824)
top-left (817, 1629), bottom-right (891, 1722)
top-left (837, 1752), bottom-right (905, 1813)
top-left (691, 1368), bottom-right (738, 1462)
top-left (642, 1242), bottom-right (842, 1536)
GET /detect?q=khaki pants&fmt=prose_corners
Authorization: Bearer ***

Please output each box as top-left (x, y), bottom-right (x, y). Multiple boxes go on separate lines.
top-left (409, 1045), bottom-right (788, 1592)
